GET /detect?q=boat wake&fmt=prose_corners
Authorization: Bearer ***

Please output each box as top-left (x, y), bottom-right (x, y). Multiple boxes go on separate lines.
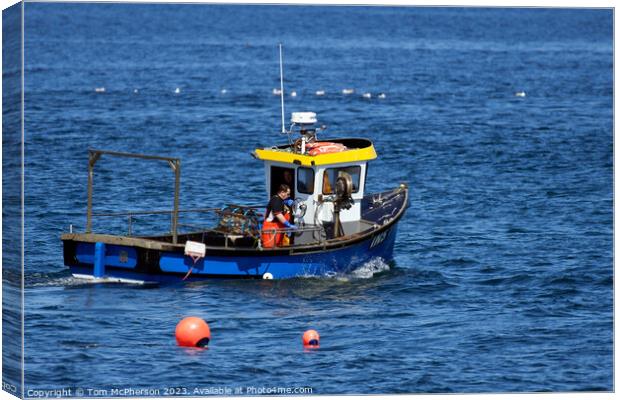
top-left (25, 273), bottom-right (92, 288)
top-left (24, 271), bottom-right (153, 288)
top-left (297, 257), bottom-right (391, 281)
top-left (345, 257), bottom-right (391, 279)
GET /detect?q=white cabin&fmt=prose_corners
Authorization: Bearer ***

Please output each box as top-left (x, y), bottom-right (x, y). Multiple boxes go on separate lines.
top-left (253, 112), bottom-right (377, 230)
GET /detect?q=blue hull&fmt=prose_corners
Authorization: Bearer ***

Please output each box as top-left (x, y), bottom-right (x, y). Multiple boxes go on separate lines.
top-left (68, 225), bottom-right (398, 282)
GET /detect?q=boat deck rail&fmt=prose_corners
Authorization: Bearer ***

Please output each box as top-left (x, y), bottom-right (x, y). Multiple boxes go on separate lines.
top-left (89, 205), bottom-right (260, 234)
top-left (82, 205), bottom-right (332, 250)
top-left (90, 205), bottom-right (263, 236)
top-left (178, 223), bottom-right (328, 249)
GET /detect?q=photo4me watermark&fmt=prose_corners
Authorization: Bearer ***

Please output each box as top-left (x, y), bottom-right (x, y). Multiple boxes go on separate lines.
top-left (24, 385), bottom-right (313, 398)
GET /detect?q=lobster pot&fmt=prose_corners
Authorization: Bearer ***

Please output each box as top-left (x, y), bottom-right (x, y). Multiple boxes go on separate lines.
top-left (215, 206), bottom-right (261, 236)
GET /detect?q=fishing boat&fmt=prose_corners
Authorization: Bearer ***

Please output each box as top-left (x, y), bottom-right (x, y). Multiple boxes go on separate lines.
top-left (60, 47), bottom-right (409, 282)
top-left (60, 110), bottom-right (408, 282)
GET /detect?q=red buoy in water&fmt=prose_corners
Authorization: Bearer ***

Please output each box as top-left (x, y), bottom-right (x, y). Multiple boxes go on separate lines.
top-left (302, 329), bottom-right (320, 348)
top-left (175, 317), bottom-right (211, 348)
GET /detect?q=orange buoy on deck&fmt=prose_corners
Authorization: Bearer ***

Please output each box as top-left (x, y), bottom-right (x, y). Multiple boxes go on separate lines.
top-left (175, 317), bottom-right (211, 348)
top-left (302, 329), bottom-right (320, 348)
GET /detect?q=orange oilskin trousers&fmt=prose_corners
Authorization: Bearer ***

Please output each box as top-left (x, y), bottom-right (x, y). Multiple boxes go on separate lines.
top-left (261, 213), bottom-right (290, 248)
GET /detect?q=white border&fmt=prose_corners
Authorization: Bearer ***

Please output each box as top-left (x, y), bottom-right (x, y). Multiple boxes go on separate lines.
top-left (0, 2), bottom-right (616, 400)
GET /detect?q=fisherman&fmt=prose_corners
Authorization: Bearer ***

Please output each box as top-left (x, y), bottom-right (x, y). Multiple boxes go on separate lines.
top-left (261, 184), bottom-right (297, 248)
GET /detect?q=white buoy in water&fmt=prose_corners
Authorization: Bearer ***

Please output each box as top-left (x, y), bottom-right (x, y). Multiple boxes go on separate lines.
top-left (515, 91), bottom-right (526, 97)
top-left (290, 91), bottom-right (297, 97)
top-left (263, 272), bottom-right (273, 280)
top-left (315, 90), bottom-right (325, 96)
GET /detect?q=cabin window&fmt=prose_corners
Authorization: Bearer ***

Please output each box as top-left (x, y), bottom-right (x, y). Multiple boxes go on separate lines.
top-left (297, 167), bottom-right (314, 194)
top-left (322, 166), bottom-right (361, 194)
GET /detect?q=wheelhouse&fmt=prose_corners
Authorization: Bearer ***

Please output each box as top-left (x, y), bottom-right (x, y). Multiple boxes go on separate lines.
top-left (253, 113), bottom-right (377, 227)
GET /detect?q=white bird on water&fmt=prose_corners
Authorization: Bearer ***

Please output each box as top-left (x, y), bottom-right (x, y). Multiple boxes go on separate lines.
top-left (378, 93), bottom-right (386, 99)
top-left (515, 91), bottom-right (526, 97)
top-left (272, 88), bottom-right (282, 96)
top-left (342, 88), bottom-right (355, 95)
top-left (221, 89), bottom-right (228, 94)
top-left (290, 91), bottom-right (297, 97)
top-left (315, 90), bottom-right (325, 96)
top-left (174, 87), bottom-right (181, 94)
top-left (94, 87), bottom-right (106, 93)
top-left (362, 92), bottom-right (372, 99)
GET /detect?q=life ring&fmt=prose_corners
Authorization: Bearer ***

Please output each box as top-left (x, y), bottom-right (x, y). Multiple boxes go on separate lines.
top-left (306, 142), bottom-right (347, 156)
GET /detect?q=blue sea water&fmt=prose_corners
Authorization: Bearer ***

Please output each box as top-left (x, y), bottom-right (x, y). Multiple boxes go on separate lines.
top-left (3, 3), bottom-right (613, 395)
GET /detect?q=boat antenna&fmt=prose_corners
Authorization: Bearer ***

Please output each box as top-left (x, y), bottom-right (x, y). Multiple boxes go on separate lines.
top-left (279, 43), bottom-right (286, 134)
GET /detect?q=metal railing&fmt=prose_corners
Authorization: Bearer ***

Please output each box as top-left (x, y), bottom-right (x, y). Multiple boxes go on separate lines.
top-left (260, 225), bottom-right (328, 249)
top-left (92, 207), bottom-right (225, 237)
top-left (86, 149), bottom-right (182, 243)
top-left (90, 206), bottom-right (328, 250)
top-left (177, 222), bottom-right (327, 249)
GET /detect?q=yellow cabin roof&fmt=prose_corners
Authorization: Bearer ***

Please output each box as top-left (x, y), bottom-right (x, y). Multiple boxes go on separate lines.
top-left (254, 138), bottom-right (377, 167)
